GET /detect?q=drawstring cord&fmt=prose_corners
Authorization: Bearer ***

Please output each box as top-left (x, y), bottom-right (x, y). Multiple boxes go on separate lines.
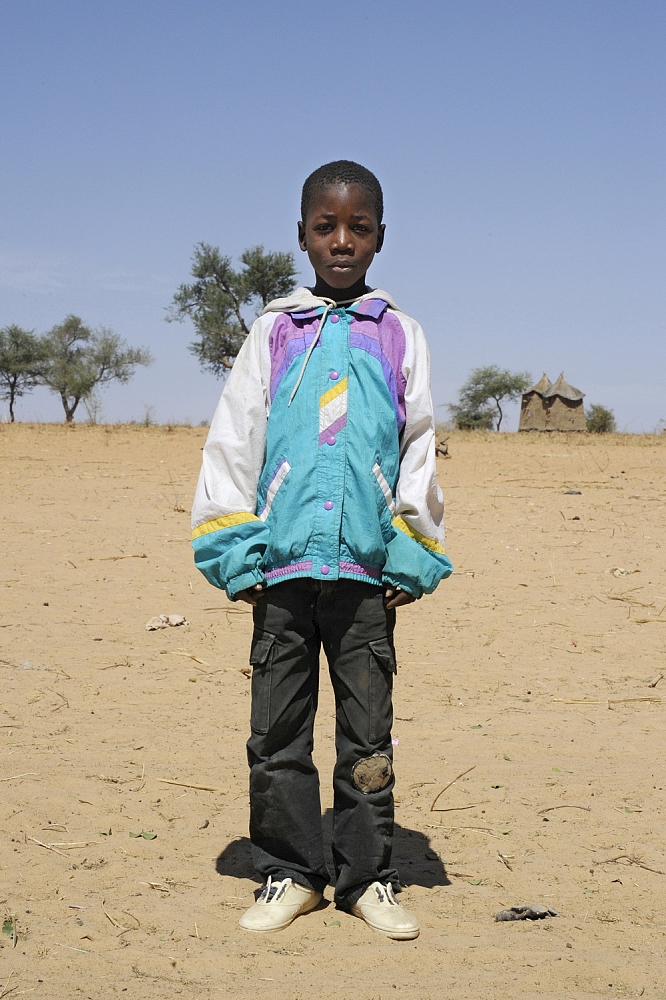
top-left (288, 294), bottom-right (363, 405)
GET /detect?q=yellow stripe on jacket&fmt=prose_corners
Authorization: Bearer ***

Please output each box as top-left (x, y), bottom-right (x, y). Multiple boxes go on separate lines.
top-left (191, 512), bottom-right (260, 540)
top-left (392, 516), bottom-right (445, 554)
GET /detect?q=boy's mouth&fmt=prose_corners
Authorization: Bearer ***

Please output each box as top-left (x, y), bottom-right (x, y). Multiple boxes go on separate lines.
top-left (329, 261), bottom-right (354, 271)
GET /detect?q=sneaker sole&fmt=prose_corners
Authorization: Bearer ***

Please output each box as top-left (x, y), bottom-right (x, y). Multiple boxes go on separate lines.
top-left (350, 907), bottom-right (420, 940)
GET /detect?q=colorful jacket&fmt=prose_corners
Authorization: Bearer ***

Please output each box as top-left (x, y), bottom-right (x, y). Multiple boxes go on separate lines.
top-left (191, 287), bottom-right (453, 600)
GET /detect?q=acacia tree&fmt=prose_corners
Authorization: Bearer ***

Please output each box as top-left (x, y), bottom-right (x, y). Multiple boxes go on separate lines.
top-left (449, 365), bottom-right (532, 431)
top-left (167, 243), bottom-right (297, 375)
top-left (40, 315), bottom-right (151, 423)
top-left (0, 324), bottom-right (47, 421)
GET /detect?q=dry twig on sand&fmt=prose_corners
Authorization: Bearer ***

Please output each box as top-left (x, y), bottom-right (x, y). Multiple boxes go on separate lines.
top-left (594, 855), bottom-right (665, 876)
top-left (0, 970), bottom-right (16, 998)
top-left (168, 651), bottom-right (211, 667)
top-left (538, 804), bottom-right (591, 815)
top-left (440, 825), bottom-right (497, 836)
top-left (27, 836), bottom-right (67, 857)
top-left (608, 697), bottom-right (661, 707)
top-left (46, 841), bottom-right (100, 849)
top-left (156, 778), bottom-right (219, 792)
top-left (141, 877), bottom-right (195, 894)
top-left (118, 911), bottom-right (141, 936)
top-left (141, 881), bottom-right (171, 893)
top-left (94, 554), bottom-right (147, 561)
top-left (101, 900), bottom-right (121, 928)
top-left (606, 593), bottom-right (654, 608)
top-left (101, 898), bottom-right (138, 936)
top-left (430, 765), bottom-right (476, 811)
top-left (553, 697), bottom-right (661, 707)
top-left (203, 606), bottom-right (250, 613)
top-left (432, 803), bottom-right (482, 812)
top-left (51, 690), bottom-right (69, 711)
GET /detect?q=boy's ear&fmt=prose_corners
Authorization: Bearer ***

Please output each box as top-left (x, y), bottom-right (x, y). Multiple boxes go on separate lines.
top-left (376, 224), bottom-right (386, 254)
top-left (297, 221), bottom-right (307, 251)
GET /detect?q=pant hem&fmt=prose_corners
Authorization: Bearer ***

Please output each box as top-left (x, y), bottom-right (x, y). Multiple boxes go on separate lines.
top-left (260, 869), bottom-right (330, 894)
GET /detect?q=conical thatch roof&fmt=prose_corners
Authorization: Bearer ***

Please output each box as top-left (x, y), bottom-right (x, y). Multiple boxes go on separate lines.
top-left (544, 372), bottom-right (584, 401)
top-left (524, 373), bottom-right (553, 397)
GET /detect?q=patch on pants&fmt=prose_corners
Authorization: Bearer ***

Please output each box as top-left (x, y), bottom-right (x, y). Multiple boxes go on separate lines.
top-left (351, 752), bottom-right (393, 794)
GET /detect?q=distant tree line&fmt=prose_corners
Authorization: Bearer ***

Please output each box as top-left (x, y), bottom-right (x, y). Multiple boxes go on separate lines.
top-left (2, 244), bottom-right (295, 423)
top-left (0, 317), bottom-right (151, 423)
top-left (7, 243), bottom-right (621, 436)
top-left (448, 366), bottom-right (532, 431)
top-left (448, 366), bottom-right (616, 433)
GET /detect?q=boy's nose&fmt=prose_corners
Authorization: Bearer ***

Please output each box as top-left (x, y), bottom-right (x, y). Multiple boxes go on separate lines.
top-left (330, 226), bottom-right (354, 252)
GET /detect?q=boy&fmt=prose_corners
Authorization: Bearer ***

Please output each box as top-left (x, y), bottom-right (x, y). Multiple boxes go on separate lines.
top-left (191, 161), bottom-right (452, 939)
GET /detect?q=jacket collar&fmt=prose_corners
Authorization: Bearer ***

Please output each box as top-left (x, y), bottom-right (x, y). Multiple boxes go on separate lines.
top-left (262, 286), bottom-right (399, 320)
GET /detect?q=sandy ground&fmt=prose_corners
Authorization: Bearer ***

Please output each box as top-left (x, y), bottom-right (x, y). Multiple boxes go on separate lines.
top-left (1, 424), bottom-right (666, 1000)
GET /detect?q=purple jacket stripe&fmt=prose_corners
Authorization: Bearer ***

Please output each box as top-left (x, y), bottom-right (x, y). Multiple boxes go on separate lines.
top-left (318, 413), bottom-right (347, 445)
top-left (269, 315), bottom-right (321, 402)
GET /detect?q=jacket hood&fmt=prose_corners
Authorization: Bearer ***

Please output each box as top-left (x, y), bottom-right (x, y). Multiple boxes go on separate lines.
top-left (263, 286), bottom-right (400, 315)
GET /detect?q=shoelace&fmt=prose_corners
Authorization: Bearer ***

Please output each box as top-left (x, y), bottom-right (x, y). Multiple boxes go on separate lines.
top-left (258, 875), bottom-right (292, 904)
top-left (373, 883), bottom-right (399, 905)
top-left (287, 294), bottom-right (364, 406)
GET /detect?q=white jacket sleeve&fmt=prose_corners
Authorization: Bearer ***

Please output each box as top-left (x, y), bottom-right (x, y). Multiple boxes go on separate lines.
top-left (190, 316), bottom-right (273, 598)
top-left (382, 314), bottom-right (453, 597)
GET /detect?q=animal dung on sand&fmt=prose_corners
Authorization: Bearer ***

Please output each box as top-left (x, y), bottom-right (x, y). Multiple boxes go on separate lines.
top-left (495, 905), bottom-right (558, 921)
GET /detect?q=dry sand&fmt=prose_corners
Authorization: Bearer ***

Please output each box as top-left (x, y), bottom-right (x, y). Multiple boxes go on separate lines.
top-left (1, 424), bottom-right (665, 999)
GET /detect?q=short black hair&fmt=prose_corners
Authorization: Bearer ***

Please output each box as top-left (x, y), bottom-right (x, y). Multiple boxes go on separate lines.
top-left (301, 160), bottom-right (384, 224)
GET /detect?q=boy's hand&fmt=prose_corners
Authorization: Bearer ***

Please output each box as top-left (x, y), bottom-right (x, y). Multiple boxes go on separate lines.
top-left (384, 586), bottom-right (416, 609)
top-left (235, 584), bottom-right (265, 607)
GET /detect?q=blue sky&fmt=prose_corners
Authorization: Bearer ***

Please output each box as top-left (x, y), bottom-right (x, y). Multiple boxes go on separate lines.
top-left (1, 0), bottom-right (664, 430)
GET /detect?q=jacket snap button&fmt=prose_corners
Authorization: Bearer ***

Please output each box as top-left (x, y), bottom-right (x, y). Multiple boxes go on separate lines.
top-left (329, 370), bottom-right (339, 380)
top-left (321, 564), bottom-right (330, 575)
top-left (326, 436), bottom-right (336, 446)
top-left (329, 314), bottom-right (340, 324)
top-left (324, 500), bottom-right (334, 510)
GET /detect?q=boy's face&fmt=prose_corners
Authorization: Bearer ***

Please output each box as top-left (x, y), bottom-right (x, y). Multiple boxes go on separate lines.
top-left (298, 183), bottom-right (385, 290)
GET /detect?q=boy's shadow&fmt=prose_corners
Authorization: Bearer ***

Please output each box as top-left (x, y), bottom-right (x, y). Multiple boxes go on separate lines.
top-left (215, 808), bottom-right (450, 889)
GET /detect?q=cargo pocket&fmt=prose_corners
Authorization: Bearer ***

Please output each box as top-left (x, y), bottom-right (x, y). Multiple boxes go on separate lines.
top-left (249, 630), bottom-right (277, 735)
top-left (368, 637), bottom-right (397, 744)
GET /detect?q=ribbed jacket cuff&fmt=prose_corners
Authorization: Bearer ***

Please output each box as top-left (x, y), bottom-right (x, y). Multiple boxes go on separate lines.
top-left (227, 568), bottom-right (266, 601)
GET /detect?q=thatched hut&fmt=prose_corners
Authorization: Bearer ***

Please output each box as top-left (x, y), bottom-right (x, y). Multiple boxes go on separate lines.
top-left (544, 373), bottom-right (586, 430)
top-left (519, 372), bottom-right (586, 432)
top-left (519, 373), bottom-right (552, 431)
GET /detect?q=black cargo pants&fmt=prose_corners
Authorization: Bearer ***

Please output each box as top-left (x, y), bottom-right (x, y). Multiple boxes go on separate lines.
top-left (247, 578), bottom-right (400, 909)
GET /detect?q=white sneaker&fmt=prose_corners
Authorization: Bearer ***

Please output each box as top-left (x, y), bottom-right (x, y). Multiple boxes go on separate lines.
top-left (350, 881), bottom-right (420, 939)
top-left (239, 876), bottom-right (322, 933)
